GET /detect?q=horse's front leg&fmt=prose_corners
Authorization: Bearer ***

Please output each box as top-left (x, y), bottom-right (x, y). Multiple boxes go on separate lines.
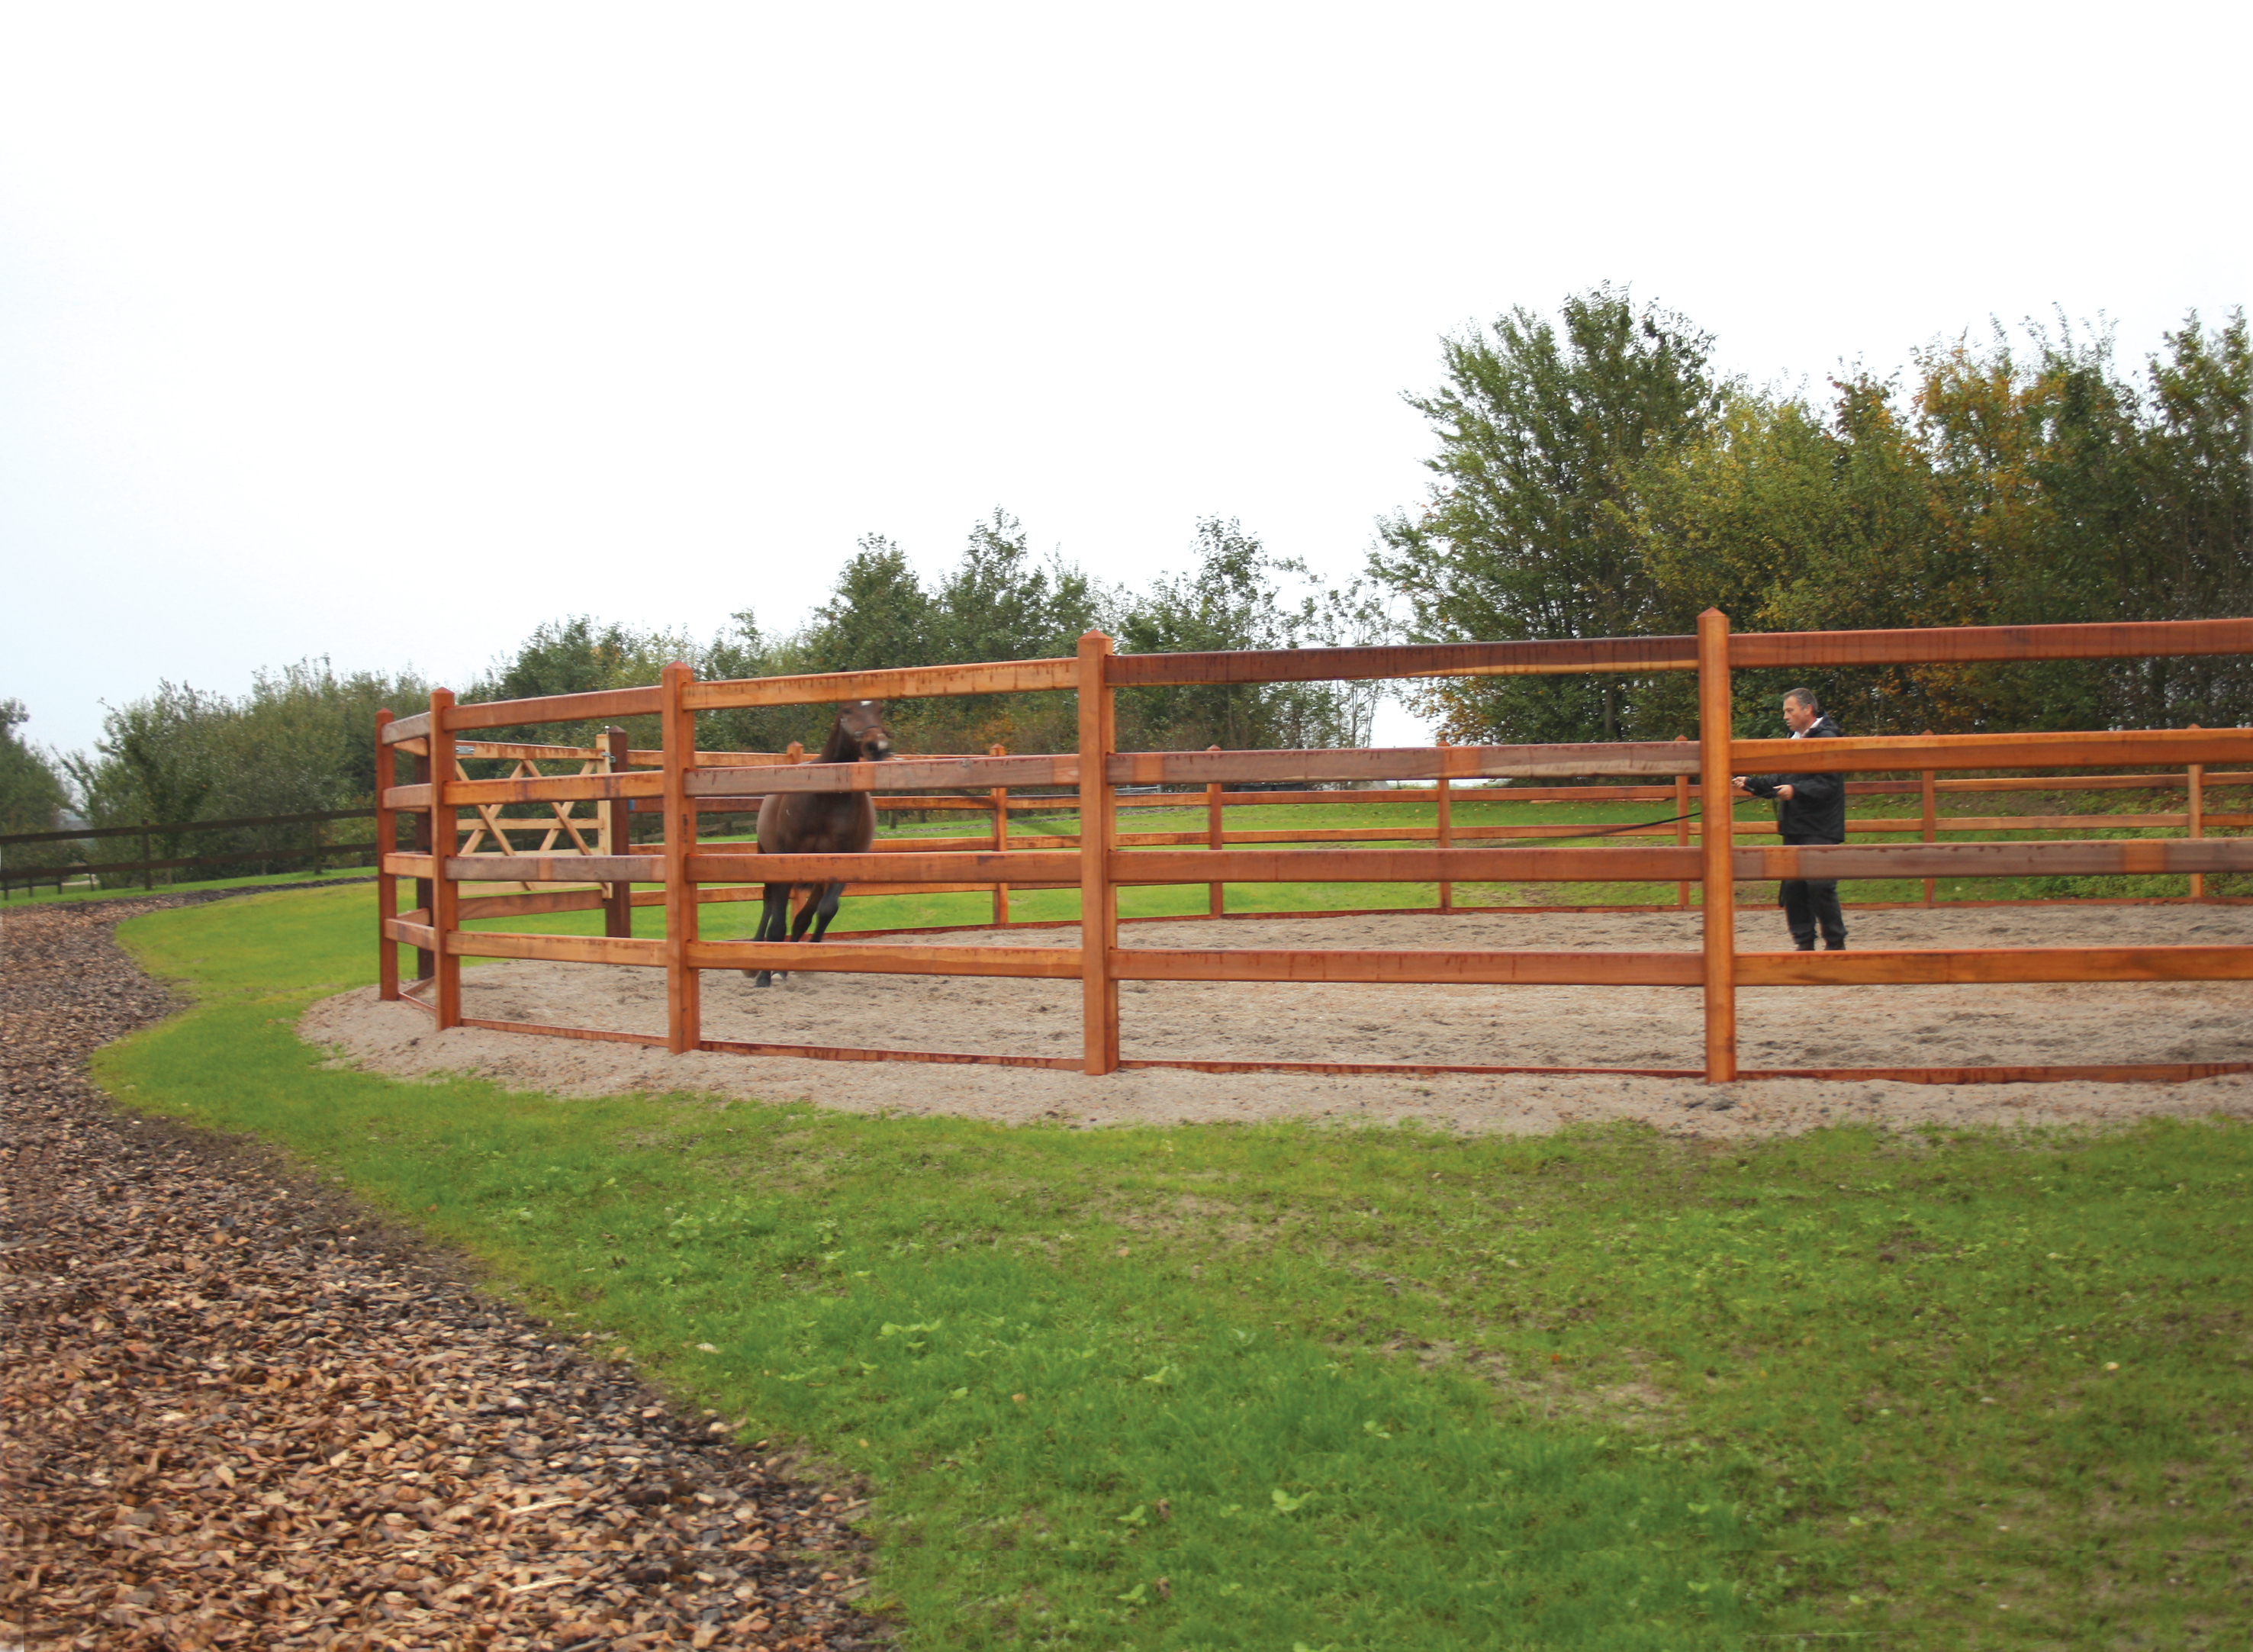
top-left (799, 881), bottom-right (845, 942)
top-left (746, 884), bottom-right (791, 987)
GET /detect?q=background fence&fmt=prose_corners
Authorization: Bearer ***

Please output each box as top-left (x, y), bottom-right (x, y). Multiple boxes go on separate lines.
top-left (0, 809), bottom-right (381, 899)
top-left (374, 611), bottom-right (2253, 1086)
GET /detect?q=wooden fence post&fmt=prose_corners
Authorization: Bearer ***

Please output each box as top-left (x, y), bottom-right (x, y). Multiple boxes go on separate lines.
top-left (1078, 631), bottom-right (1119, 1074)
top-left (1435, 738), bottom-right (1453, 913)
top-left (1920, 742), bottom-right (1938, 907)
top-left (429, 688), bottom-right (462, 1029)
top-left (2188, 724), bottom-right (2204, 900)
top-left (990, 742), bottom-right (1011, 926)
top-left (661, 662), bottom-right (700, 1055)
top-left (1206, 745), bottom-right (1225, 916)
top-left (1673, 735), bottom-right (1691, 909)
top-left (603, 726), bottom-right (633, 939)
top-left (1696, 610), bottom-right (1736, 1083)
top-left (140, 823), bottom-right (153, 890)
top-left (376, 710), bottom-right (398, 1001)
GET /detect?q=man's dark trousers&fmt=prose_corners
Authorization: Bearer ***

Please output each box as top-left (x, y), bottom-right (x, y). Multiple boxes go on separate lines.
top-left (1779, 832), bottom-right (1846, 949)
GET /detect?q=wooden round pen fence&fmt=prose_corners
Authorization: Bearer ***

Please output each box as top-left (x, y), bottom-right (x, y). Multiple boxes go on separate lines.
top-left (374, 612), bottom-right (2253, 1085)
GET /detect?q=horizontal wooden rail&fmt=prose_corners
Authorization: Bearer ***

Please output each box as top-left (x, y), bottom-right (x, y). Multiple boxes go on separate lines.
top-left (415, 771), bottom-right (665, 808)
top-left (1730, 617), bottom-right (2253, 669)
top-left (446, 854), bottom-right (663, 883)
top-left (697, 1037), bottom-right (1086, 1069)
top-left (446, 929), bottom-right (667, 967)
top-left (446, 686), bottom-right (664, 731)
top-left (1735, 1061), bottom-right (2253, 1084)
top-left (463, 1018), bottom-right (669, 1048)
top-left (1737, 839), bottom-right (2253, 880)
top-left (1114, 845), bottom-right (1701, 884)
top-left (420, 830), bottom-right (2253, 893)
top-left (628, 771), bottom-right (2253, 817)
top-left (383, 852), bottom-right (436, 880)
top-left (681, 658), bottom-right (1079, 710)
top-left (380, 711), bottom-right (430, 744)
top-left (451, 739), bottom-right (608, 761)
top-left (382, 916), bottom-right (436, 950)
top-left (686, 849), bottom-right (1080, 884)
top-left (459, 888), bottom-right (610, 920)
top-left (681, 940), bottom-right (1083, 977)
top-left (449, 739), bottom-right (777, 766)
top-left (1109, 948), bottom-right (1701, 985)
top-left (687, 754), bottom-right (1077, 796)
top-left (1109, 742), bottom-right (1698, 787)
top-left (1106, 636), bottom-right (1700, 687)
top-left (1736, 945), bottom-right (2253, 984)
top-left (1733, 727), bottom-right (2253, 774)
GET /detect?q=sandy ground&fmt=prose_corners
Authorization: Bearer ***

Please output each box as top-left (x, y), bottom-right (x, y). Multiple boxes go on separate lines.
top-left (303, 905), bottom-right (2253, 1138)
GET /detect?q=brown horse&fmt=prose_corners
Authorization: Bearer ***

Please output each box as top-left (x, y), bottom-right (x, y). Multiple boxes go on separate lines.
top-left (745, 700), bottom-right (893, 987)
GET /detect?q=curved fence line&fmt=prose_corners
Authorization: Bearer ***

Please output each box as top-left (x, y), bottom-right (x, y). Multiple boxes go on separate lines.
top-left (372, 612), bottom-right (2253, 1084)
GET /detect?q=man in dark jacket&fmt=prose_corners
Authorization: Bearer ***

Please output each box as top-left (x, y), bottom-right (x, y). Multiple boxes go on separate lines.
top-left (1733, 688), bottom-right (1848, 951)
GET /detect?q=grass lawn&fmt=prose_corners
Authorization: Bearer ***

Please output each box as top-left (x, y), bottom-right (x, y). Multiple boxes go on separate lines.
top-left (82, 878), bottom-right (2253, 1648)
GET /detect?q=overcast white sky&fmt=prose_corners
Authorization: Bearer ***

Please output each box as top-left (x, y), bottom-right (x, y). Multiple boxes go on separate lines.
top-left (2, 1), bottom-right (2245, 758)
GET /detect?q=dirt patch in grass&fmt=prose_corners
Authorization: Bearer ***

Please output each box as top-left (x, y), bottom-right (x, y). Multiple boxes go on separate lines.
top-left (305, 906), bottom-right (2253, 1137)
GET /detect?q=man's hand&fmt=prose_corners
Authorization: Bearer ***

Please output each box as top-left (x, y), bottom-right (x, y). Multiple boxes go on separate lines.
top-left (1730, 776), bottom-right (1751, 796)
top-left (1775, 784), bottom-right (1795, 802)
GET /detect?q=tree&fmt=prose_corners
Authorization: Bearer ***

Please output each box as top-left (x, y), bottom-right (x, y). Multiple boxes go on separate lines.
top-left (798, 537), bottom-right (941, 677)
top-left (1370, 285), bottom-right (1724, 742)
top-left (1118, 518), bottom-right (1387, 751)
top-left (932, 510), bottom-right (1100, 667)
top-left (61, 663), bottom-right (432, 882)
top-left (792, 514), bottom-right (1103, 753)
top-left (1670, 311), bottom-right (2253, 733)
top-left (0, 700), bottom-right (70, 848)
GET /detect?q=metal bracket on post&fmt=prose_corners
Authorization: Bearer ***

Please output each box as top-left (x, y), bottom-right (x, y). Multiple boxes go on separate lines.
top-left (1697, 610), bottom-right (1736, 1083)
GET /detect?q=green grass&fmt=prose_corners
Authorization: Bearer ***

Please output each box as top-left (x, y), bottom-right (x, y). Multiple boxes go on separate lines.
top-left (86, 860), bottom-right (2253, 1647)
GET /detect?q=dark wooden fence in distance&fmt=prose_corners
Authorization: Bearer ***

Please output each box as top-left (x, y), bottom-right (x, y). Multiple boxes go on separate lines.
top-left (0, 809), bottom-right (381, 898)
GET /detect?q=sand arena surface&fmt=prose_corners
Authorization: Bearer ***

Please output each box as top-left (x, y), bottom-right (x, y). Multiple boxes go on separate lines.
top-left (303, 904), bottom-right (2253, 1138)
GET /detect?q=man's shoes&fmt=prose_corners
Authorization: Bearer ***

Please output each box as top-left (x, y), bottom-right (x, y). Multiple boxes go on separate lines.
top-left (1794, 941), bottom-right (1815, 952)
top-left (1823, 940), bottom-right (1847, 951)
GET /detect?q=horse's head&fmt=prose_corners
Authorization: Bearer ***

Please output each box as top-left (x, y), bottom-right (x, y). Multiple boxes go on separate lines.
top-left (833, 699), bottom-right (893, 762)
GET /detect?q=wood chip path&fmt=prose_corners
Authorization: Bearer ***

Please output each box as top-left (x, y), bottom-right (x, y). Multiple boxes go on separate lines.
top-left (2, 897), bottom-right (885, 1652)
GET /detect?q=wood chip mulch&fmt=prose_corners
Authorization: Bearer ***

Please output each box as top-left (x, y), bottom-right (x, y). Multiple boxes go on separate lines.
top-left (2, 897), bottom-right (888, 1652)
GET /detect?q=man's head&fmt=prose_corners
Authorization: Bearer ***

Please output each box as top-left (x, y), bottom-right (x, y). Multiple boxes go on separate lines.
top-left (1781, 688), bottom-right (1820, 734)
